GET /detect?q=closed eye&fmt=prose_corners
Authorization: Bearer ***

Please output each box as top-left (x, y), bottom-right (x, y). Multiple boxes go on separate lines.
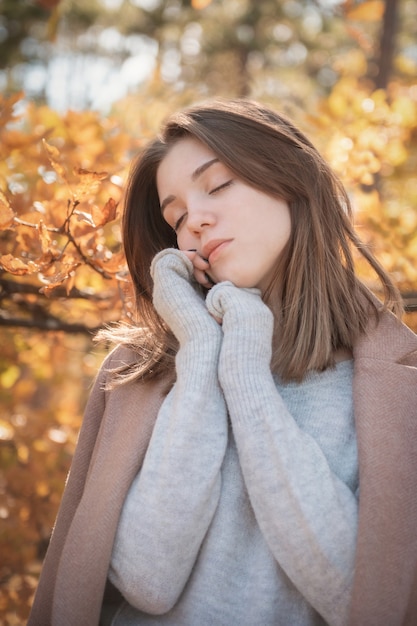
top-left (172, 180), bottom-right (233, 231)
top-left (174, 213), bottom-right (187, 232)
top-left (209, 180), bottom-right (233, 195)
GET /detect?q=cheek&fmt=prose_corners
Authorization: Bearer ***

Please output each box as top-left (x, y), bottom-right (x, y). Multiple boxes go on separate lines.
top-left (176, 232), bottom-right (194, 251)
top-left (267, 207), bottom-right (291, 250)
top-left (209, 258), bottom-right (252, 287)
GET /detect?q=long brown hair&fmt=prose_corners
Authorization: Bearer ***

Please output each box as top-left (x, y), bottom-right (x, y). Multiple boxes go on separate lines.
top-left (99, 98), bottom-right (402, 384)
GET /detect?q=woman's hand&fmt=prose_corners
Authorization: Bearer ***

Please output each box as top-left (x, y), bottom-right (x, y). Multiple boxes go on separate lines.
top-left (206, 281), bottom-right (273, 333)
top-left (182, 249), bottom-right (215, 289)
top-left (206, 281), bottom-right (274, 375)
top-left (151, 249), bottom-right (221, 345)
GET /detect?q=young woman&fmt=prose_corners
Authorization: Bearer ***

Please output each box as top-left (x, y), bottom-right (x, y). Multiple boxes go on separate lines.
top-left (29, 99), bottom-right (417, 626)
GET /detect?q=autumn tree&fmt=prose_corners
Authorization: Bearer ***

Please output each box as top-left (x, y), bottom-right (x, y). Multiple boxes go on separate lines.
top-left (0, 93), bottom-right (128, 621)
top-left (0, 84), bottom-right (195, 621)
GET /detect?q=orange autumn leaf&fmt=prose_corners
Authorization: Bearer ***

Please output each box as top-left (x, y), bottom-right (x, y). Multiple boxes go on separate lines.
top-left (37, 220), bottom-right (54, 254)
top-left (0, 191), bottom-right (15, 229)
top-left (72, 167), bottom-right (108, 200)
top-left (92, 250), bottom-right (127, 274)
top-left (0, 254), bottom-right (37, 275)
top-left (70, 218), bottom-right (97, 237)
top-left (73, 167), bottom-right (108, 181)
top-left (41, 282), bottom-right (65, 296)
top-left (91, 197), bottom-right (118, 227)
top-left (39, 261), bottom-right (81, 294)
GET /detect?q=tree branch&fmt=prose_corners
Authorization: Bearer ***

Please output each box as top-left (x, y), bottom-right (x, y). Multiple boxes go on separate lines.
top-left (403, 292), bottom-right (417, 313)
top-left (0, 313), bottom-right (101, 335)
top-left (0, 277), bottom-right (114, 300)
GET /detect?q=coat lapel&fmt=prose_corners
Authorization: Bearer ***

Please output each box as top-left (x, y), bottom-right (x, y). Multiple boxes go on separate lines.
top-left (52, 351), bottom-right (167, 626)
top-left (350, 310), bottom-right (417, 625)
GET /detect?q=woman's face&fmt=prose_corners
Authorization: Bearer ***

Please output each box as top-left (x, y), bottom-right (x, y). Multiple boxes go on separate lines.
top-left (157, 137), bottom-right (291, 291)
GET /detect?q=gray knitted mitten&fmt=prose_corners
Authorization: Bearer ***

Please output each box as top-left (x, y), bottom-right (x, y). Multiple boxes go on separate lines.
top-left (151, 249), bottom-right (221, 346)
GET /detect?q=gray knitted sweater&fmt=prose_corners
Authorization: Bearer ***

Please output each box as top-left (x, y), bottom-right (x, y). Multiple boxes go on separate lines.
top-left (108, 250), bottom-right (358, 626)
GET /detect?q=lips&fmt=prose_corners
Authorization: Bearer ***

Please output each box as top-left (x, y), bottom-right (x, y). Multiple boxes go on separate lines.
top-left (202, 239), bottom-right (232, 263)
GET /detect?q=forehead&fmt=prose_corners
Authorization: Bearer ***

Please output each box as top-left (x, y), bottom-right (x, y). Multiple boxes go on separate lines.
top-left (156, 137), bottom-right (218, 191)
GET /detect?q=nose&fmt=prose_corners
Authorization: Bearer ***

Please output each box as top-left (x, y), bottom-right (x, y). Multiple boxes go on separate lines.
top-left (186, 201), bottom-right (216, 233)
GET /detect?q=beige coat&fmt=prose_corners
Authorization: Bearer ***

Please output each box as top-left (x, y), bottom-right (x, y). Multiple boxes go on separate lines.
top-left (28, 309), bottom-right (417, 626)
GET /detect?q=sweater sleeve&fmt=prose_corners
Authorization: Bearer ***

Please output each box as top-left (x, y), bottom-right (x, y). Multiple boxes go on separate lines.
top-left (206, 283), bottom-right (358, 626)
top-left (108, 251), bottom-right (228, 615)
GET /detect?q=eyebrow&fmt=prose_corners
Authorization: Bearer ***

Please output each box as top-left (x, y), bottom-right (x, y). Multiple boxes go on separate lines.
top-left (191, 157), bottom-right (219, 181)
top-left (160, 157), bottom-right (219, 213)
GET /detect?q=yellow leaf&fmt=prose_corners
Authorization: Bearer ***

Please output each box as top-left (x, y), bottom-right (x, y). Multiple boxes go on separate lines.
top-left (0, 365), bottom-right (20, 389)
top-left (42, 139), bottom-right (67, 181)
top-left (327, 92), bottom-right (349, 117)
top-left (391, 97), bottom-right (417, 126)
top-left (385, 140), bottom-right (408, 166)
top-left (360, 171), bottom-right (374, 186)
top-left (17, 445), bottom-right (29, 464)
top-left (0, 419), bottom-right (14, 440)
top-left (346, 0), bottom-right (385, 22)
top-left (33, 439), bottom-right (49, 452)
top-left (42, 138), bottom-right (59, 160)
top-left (395, 54), bottom-right (417, 77)
top-left (35, 481), bottom-right (50, 497)
top-left (192, 0), bottom-right (212, 7)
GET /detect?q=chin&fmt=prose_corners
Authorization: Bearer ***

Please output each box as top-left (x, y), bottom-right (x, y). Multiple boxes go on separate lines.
top-left (215, 275), bottom-right (255, 289)
top-left (211, 266), bottom-right (260, 289)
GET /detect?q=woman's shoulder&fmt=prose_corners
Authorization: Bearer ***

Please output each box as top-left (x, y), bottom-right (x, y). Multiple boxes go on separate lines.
top-left (95, 340), bottom-right (175, 397)
top-left (102, 343), bottom-right (142, 368)
top-left (355, 304), bottom-right (417, 365)
top-left (94, 323), bottom-right (176, 388)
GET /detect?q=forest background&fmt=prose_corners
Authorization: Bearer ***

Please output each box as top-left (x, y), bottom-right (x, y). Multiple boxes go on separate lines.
top-left (0, 0), bottom-right (416, 622)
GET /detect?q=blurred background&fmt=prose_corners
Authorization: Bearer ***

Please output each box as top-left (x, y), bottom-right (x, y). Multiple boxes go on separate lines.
top-left (0, 0), bottom-right (416, 621)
